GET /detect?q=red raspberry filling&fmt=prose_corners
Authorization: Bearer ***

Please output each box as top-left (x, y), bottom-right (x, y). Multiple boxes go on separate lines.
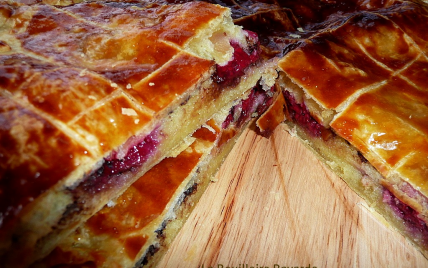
top-left (283, 90), bottom-right (324, 137)
top-left (383, 189), bottom-right (428, 243)
top-left (213, 31), bottom-right (260, 86)
top-left (222, 84), bottom-right (274, 129)
top-left (78, 129), bottom-right (161, 194)
top-left (75, 31), bottom-right (261, 195)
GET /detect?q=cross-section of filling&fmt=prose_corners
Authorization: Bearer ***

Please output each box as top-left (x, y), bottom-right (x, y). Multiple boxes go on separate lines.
top-left (79, 128), bottom-right (162, 195)
top-left (37, 79), bottom-right (275, 268)
top-left (223, 84), bottom-right (274, 130)
top-left (213, 30), bottom-right (260, 86)
top-left (63, 33), bottom-right (264, 220)
top-left (383, 189), bottom-right (428, 243)
top-left (282, 89), bottom-right (428, 248)
top-left (282, 90), bottom-right (324, 137)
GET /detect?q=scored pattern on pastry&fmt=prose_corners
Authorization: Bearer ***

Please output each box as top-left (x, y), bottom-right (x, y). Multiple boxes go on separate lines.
top-left (0, 3), bottom-right (282, 266)
top-left (33, 82), bottom-right (277, 267)
top-left (37, 123), bottom-right (216, 267)
top-left (278, 0), bottom-right (428, 221)
top-left (0, 1), bottom-right (224, 232)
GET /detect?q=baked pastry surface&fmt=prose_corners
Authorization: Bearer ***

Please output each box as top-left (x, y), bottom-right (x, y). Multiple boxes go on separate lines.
top-left (31, 82), bottom-right (277, 268)
top-left (0, 1), bottom-right (275, 266)
top-left (276, 0), bottom-right (428, 257)
top-left (3, 0), bottom-right (428, 265)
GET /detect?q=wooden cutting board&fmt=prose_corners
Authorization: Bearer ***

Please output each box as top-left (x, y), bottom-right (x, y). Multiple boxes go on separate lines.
top-left (158, 124), bottom-right (428, 267)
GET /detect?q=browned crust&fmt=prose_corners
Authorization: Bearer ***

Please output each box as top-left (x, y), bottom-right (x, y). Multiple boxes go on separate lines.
top-left (0, 1), bottom-right (275, 266)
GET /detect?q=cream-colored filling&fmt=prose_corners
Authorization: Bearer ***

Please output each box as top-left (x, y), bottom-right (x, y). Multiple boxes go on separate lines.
top-left (184, 10), bottom-right (246, 65)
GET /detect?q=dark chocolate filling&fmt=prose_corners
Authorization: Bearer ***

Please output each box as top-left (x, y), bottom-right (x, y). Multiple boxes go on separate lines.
top-left (140, 244), bottom-right (159, 266)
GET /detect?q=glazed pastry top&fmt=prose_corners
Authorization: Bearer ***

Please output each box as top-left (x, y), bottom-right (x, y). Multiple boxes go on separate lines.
top-left (278, 0), bottom-right (428, 195)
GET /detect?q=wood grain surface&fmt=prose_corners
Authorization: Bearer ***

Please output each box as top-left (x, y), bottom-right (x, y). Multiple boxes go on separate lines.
top-left (157, 124), bottom-right (428, 268)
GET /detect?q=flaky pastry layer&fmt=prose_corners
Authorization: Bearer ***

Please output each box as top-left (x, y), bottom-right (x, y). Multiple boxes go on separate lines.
top-left (0, 1), bottom-right (276, 266)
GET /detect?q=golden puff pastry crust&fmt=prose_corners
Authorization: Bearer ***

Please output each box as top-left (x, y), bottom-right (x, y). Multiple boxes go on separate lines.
top-left (277, 0), bottom-right (428, 258)
top-left (31, 77), bottom-right (278, 268)
top-left (0, 1), bottom-right (275, 266)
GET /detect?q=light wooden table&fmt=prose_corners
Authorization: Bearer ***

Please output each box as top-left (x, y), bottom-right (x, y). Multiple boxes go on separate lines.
top-left (158, 124), bottom-right (428, 267)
